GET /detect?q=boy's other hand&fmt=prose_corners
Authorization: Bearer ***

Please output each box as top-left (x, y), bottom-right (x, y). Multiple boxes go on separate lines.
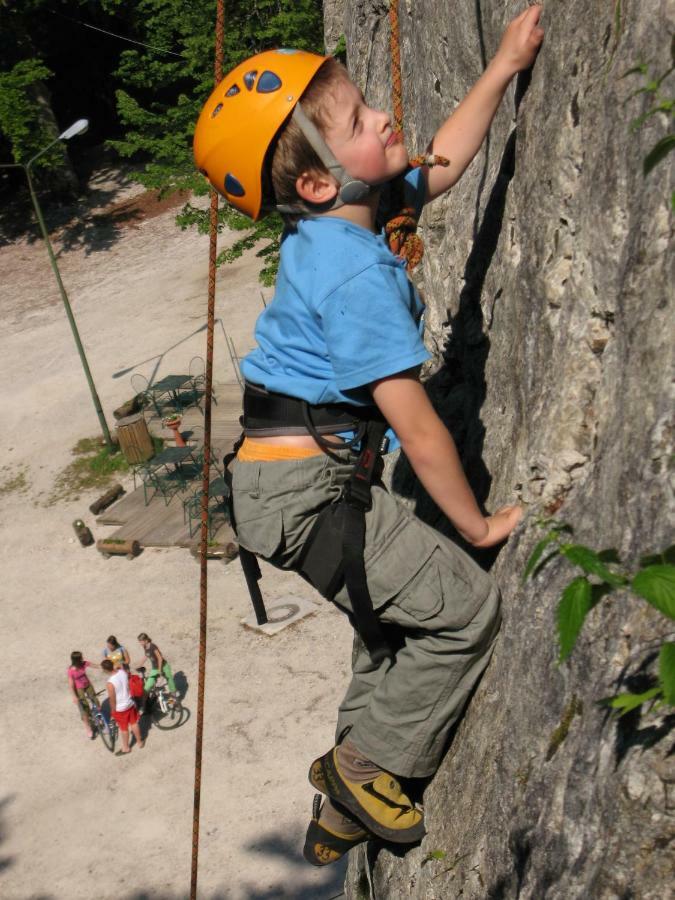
top-left (495, 4), bottom-right (545, 76)
top-left (471, 504), bottom-right (523, 548)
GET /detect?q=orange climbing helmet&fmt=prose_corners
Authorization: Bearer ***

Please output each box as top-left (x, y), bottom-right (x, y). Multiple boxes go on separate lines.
top-left (193, 49), bottom-right (328, 220)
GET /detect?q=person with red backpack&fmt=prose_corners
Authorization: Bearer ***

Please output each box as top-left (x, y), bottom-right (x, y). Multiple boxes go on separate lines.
top-left (101, 659), bottom-right (144, 755)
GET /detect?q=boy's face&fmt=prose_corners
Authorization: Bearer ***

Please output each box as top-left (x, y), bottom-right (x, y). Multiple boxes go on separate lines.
top-left (321, 77), bottom-right (409, 189)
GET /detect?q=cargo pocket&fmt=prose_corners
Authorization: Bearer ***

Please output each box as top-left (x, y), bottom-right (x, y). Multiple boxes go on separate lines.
top-left (386, 545), bottom-right (493, 630)
top-left (235, 509), bottom-right (285, 561)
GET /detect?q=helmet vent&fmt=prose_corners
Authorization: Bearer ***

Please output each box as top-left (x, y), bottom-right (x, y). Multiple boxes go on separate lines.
top-left (225, 84), bottom-right (240, 97)
top-left (257, 71), bottom-right (282, 93)
top-left (243, 70), bottom-right (258, 91)
top-left (211, 103), bottom-right (224, 118)
top-left (225, 174), bottom-right (246, 197)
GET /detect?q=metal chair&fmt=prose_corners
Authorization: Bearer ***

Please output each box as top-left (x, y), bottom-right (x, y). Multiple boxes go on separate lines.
top-left (184, 425), bottom-right (225, 479)
top-left (130, 373), bottom-right (175, 419)
top-left (182, 477), bottom-right (230, 538)
top-left (136, 464), bottom-right (183, 506)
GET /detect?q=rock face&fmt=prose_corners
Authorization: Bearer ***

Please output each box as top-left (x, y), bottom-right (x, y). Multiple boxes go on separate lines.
top-left (324, 2), bottom-right (674, 897)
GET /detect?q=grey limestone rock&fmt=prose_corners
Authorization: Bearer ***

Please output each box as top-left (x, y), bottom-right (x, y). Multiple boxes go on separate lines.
top-left (330, 1), bottom-right (675, 897)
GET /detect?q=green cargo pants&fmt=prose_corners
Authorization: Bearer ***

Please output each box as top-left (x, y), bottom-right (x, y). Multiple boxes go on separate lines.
top-left (231, 451), bottom-right (501, 778)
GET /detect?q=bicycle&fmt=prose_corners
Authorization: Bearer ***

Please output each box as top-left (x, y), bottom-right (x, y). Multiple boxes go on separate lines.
top-left (85, 692), bottom-right (117, 752)
top-left (138, 669), bottom-right (187, 730)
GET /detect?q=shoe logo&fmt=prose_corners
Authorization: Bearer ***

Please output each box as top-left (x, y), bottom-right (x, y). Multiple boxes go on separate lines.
top-left (361, 781), bottom-right (415, 815)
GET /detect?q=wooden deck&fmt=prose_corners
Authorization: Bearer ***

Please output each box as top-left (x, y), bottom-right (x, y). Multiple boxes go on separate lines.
top-left (96, 382), bottom-right (241, 551)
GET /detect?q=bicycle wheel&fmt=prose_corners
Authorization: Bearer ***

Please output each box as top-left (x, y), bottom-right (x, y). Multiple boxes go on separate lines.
top-left (151, 698), bottom-right (187, 730)
top-left (97, 712), bottom-right (116, 752)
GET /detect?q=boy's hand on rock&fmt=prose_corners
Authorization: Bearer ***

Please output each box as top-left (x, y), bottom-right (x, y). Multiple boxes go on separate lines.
top-left (495, 4), bottom-right (545, 76)
top-left (472, 505), bottom-right (523, 548)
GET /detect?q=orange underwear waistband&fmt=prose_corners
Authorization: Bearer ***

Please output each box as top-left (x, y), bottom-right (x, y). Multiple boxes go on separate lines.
top-left (237, 437), bottom-right (324, 462)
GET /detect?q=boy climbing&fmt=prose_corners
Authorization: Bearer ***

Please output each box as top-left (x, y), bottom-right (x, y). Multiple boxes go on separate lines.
top-left (194, 4), bottom-right (543, 865)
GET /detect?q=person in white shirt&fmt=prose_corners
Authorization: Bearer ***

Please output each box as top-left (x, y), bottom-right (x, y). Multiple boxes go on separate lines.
top-left (101, 659), bottom-right (144, 755)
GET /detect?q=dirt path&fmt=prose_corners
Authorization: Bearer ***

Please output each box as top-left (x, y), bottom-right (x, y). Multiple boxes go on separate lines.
top-left (0, 171), bottom-right (352, 899)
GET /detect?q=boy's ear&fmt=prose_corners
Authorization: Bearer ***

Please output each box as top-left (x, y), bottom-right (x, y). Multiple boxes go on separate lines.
top-left (295, 168), bottom-right (338, 205)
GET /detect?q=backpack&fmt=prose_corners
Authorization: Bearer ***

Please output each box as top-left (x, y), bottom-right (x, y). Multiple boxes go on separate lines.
top-left (129, 673), bottom-right (144, 698)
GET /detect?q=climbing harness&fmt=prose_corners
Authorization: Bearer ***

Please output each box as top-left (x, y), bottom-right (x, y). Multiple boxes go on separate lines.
top-left (235, 383), bottom-right (393, 664)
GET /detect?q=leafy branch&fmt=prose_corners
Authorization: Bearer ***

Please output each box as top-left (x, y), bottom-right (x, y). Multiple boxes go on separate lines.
top-left (524, 519), bottom-right (675, 714)
top-left (622, 36), bottom-right (675, 207)
top-left (175, 201), bottom-right (282, 286)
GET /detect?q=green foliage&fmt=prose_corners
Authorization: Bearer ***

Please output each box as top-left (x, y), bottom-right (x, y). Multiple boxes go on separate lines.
top-left (48, 435), bottom-right (133, 505)
top-left (421, 849), bottom-right (447, 866)
top-left (103, 0), bottom-right (324, 284)
top-left (176, 201), bottom-right (283, 285)
top-left (0, 58), bottom-right (58, 167)
top-left (332, 34), bottom-right (347, 64)
top-left (623, 36), bottom-right (675, 208)
top-left (105, 0), bottom-right (324, 193)
top-left (0, 464), bottom-right (29, 496)
top-left (556, 577), bottom-right (593, 662)
top-left (524, 519), bottom-right (675, 713)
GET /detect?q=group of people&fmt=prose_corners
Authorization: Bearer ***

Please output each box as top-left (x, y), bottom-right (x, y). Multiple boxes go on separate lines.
top-left (67, 633), bottom-right (177, 757)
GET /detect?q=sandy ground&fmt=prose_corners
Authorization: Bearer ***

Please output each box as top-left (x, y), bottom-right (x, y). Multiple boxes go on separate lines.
top-left (0, 169), bottom-right (353, 899)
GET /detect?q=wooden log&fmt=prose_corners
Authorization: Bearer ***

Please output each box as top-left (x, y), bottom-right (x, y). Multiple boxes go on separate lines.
top-left (72, 519), bottom-right (94, 547)
top-left (113, 394), bottom-right (143, 421)
top-left (89, 483), bottom-right (125, 515)
top-left (96, 538), bottom-right (141, 559)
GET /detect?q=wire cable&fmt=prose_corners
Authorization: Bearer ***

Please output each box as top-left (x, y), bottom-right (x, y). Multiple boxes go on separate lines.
top-left (44, 8), bottom-right (183, 57)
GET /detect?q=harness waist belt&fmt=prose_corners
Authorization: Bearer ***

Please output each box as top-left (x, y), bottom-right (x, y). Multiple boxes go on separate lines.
top-left (243, 381), bottom-right (384, 437)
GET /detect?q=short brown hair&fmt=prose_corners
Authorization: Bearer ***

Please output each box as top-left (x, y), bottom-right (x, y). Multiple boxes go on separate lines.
top-left (101, 659), bottom-right (114, 672)
top-left (269, 57), bottom-right (350, 213)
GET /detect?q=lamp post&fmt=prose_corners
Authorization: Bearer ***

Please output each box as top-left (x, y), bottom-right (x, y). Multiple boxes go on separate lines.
top-left (1, 119), bottom-right (113, 447)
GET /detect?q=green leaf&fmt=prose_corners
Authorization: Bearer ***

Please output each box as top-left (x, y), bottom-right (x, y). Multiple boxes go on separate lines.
top-left (598, 548), bottom-right (621, 564)
top-left (644, 134), bottom-right (675, 176)
top-left (603, 687), bottom-right (661, 716)
top-left (557, 577), bottom-right (593, 662)
top-left (621, 63), bottom-right (648, 79)
top-left (658, 643), bottom-right (675, 705)
top-left (523, 533), bottom-right (560, 582)
top-left (560, 544), bottom-right (627, 586)
top-left (421, 850), bottom-right (447, 866)
top-left (632, 565), bottom-right (675, 619)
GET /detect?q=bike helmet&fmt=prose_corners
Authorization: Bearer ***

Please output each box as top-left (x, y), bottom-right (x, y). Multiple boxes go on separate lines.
top-left (193, 48), bottom-right (370, 220)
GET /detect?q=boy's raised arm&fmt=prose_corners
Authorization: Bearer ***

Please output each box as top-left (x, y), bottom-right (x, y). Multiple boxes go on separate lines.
top-left (423, 4), bottom-right (544, 202)
top-left (371, 373), bottom-right (522, 547)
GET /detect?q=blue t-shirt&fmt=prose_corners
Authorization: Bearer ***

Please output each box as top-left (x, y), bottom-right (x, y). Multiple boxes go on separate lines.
top-left (241, 167), bottom-right (431, 415)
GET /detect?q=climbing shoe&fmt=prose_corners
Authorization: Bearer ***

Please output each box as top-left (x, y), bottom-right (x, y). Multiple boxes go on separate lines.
top-left (303, 794), bottom-right (369, 866)
top-left (308, 745), bottom-right (425, 844)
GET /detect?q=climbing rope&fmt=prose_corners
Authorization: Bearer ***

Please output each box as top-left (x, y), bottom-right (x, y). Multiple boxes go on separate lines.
top-left (190, 1), bottom-right (224, 897)
top-left (386, 0), bottom-right (449, 272)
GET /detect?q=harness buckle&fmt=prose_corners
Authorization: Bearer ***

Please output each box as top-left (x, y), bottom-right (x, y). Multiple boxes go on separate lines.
top-left (342, 478), bottom-right (373, 512)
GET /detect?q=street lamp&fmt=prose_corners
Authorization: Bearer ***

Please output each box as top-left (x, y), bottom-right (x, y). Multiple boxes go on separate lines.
top-left (1, 118), bottom-right (113, 447)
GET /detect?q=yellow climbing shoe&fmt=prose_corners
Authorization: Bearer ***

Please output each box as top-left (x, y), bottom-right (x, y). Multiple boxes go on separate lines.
top-left (308, 746), bottom-right (425, 844)
top-left (303, 795), bottom-right (369, 866)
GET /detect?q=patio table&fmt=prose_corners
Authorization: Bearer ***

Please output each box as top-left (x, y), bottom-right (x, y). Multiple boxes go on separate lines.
top-left (150, 374), bottom-right (193, 413)
top-left (145, 445), bottom-right (198, 485)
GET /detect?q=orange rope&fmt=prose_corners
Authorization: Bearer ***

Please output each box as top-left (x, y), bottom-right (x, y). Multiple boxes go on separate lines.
top-left (386, 2), bottom-right (449, 272)
top-left (190, 1), bottom-right (224, 897)
top-left (389, 0), bottom-right (404, 134)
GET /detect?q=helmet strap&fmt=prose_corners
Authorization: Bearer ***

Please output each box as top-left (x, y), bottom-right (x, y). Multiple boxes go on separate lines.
top-left (285, 103), bottom-right (371, 211)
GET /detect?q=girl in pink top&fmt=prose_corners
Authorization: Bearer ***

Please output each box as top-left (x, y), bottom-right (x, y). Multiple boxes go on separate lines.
top-left (67, 651), bottom-right (100, 739)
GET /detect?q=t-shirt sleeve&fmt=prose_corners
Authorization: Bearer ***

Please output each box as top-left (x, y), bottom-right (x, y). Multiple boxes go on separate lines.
top-left (319, 262), bottom-right (431, 391)
top-left (404, 165), bottom-right (426, 217)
